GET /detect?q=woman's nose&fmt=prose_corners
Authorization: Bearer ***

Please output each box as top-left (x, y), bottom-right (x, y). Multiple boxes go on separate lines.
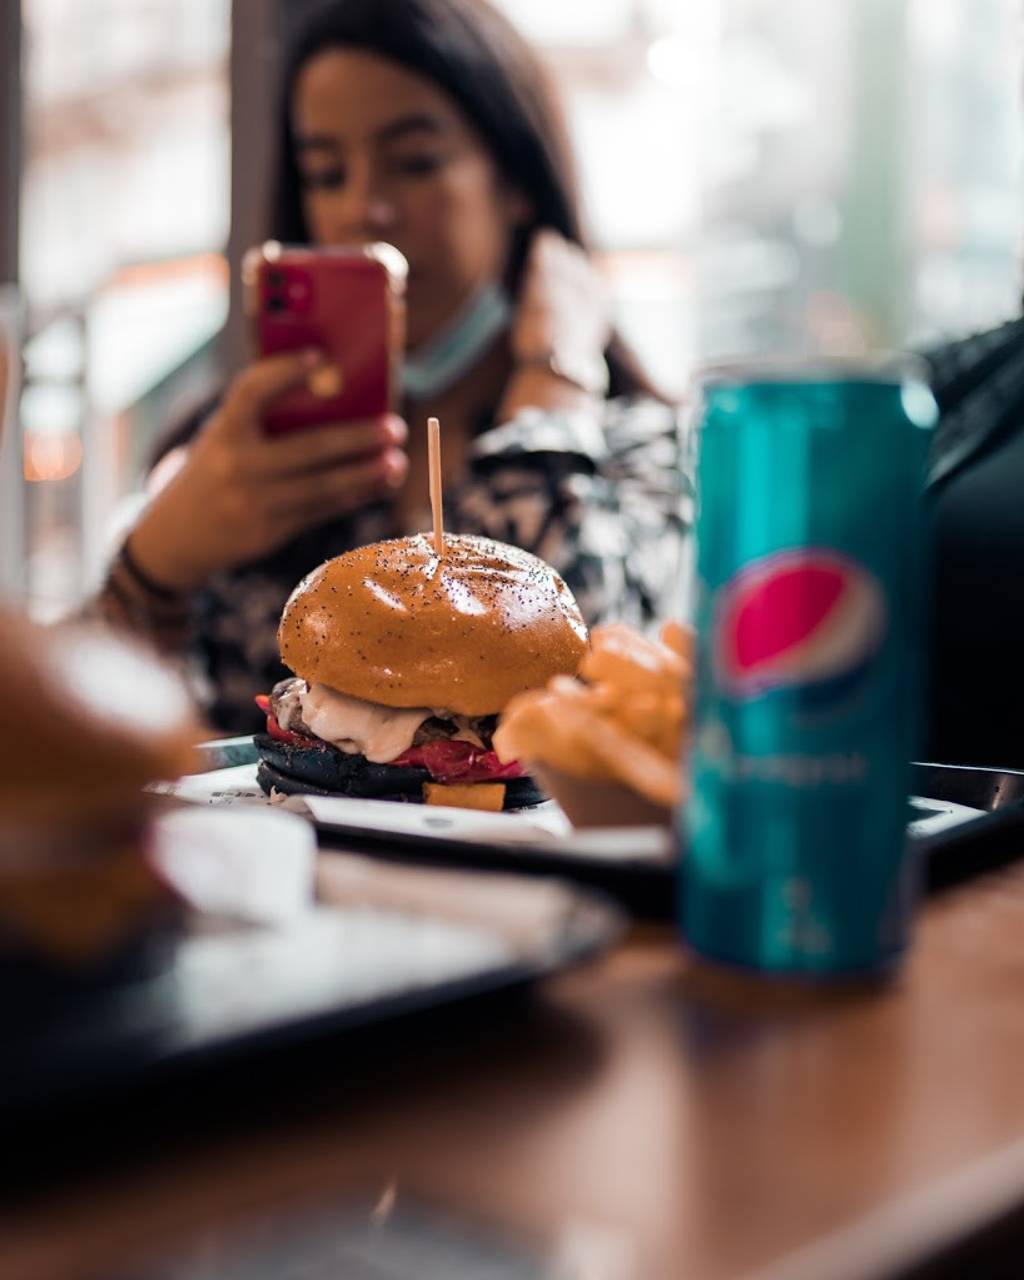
top-left (334, 160), bottom-right (397, 238)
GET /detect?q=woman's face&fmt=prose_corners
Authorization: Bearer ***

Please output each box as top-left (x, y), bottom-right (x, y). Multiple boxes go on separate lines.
top-left (292, 49), bottom-right (527, 349)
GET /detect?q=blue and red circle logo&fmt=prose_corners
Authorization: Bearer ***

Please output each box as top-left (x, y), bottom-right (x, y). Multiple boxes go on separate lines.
top-left (714, 548), bottom-right (886, 700)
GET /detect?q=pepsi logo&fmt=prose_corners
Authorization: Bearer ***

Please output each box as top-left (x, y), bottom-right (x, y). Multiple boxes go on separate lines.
top-left (715, 549), bottom-right (886, 699)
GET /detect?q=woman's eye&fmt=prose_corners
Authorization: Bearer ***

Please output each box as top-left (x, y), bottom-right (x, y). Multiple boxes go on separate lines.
top-left (300, 167), bottom-right (345, 191)
top-left (390, 153), bottom-right (445, 178)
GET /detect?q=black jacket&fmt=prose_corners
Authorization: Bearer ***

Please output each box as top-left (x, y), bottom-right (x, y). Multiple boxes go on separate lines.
top-left (923, 319), bottom-right (1024, 769)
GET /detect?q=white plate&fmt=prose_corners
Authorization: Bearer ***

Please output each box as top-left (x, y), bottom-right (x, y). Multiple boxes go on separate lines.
top-left (154, 763), bottom-right (673, 866)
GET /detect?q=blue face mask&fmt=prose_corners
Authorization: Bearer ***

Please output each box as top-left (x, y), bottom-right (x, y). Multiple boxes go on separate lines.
top-left (402, 282), bottom-right (512, 401)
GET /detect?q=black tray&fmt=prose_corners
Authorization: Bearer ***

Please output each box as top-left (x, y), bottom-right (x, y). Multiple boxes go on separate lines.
top-left (303, 764), bottom-right (1024, 918)
top-left (0, 881), bottom-right (621, 1132)
top-left (911, 762), bottom-right (1024, 892)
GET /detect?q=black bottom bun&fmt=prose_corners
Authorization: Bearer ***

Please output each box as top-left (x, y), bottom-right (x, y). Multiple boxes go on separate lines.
top-left (255, 733), bottom-right (429, 798)
top-left (254, 735), bottom-right (546, 809)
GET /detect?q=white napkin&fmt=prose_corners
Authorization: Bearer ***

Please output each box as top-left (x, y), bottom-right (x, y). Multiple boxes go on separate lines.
top-left (151, 807), bottom-right (316, 923)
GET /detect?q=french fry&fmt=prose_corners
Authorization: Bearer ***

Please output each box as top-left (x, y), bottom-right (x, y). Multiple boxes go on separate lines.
top-left (586, 624), bottom-right (667, 673)
top-left (612, 691), bottom-right (671, 744)
top-left (495, 689), bottom-right (607, 779)
top-left (588, 683), bottom-right (623, 714)
top-left (495, 618), bottom-right (693, 815)
top-left (492, 689), bottom-right (554, 762)
top-left (582, 624), bottom-right (686, 691)
top-left (547, 674), bottom-right (592, 701)
top-left (553, 698), bottom-right (681, 808)
top-left (659, 618), bottom-right (695, 661)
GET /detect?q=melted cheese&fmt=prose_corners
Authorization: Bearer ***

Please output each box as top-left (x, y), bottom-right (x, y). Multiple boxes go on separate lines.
top-left (299, 683), bottom-right (432, 763)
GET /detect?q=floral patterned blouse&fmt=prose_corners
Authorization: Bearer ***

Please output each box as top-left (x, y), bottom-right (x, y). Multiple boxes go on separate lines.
top-left (96, 397), bottom-right (691, 734)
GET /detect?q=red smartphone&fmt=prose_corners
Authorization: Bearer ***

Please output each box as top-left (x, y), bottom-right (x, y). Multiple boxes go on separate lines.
top-left (243, 241), bottom-right (407, 435)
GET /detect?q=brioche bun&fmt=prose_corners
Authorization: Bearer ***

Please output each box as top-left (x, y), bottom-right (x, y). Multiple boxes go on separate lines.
top-left (278, 533), bottom-right (588, 716)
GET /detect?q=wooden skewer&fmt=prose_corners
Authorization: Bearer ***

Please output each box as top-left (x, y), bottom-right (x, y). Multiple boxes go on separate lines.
top-left (427, 415), bottom-right (444, 558)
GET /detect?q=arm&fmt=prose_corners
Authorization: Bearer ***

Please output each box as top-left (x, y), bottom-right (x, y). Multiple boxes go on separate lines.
top-left (125, 354), bottom-right (407, 595)
top-left (497, 229), bottom-right (611, 422)
top-left (86, 447), bottom-right (194, 653)
top-left (88, 536), bottom-right (194, 655)
top-left (85, 351), bottom-right (408, 653)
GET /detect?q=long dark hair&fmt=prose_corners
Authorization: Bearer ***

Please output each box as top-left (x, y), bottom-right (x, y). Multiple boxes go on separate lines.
top-left (155, 0), bottom-right (661, 464)
top-left (271, 0), bottom-right (660, 400)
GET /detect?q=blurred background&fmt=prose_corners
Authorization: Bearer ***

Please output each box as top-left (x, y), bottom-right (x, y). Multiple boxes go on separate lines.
top-left (0, 0), bottom-right (1021, 617)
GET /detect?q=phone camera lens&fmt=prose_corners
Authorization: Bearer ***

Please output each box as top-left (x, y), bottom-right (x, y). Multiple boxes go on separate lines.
top-left (267, 294), bottom-right (288, 313)
top-left (267, 270), bottom-right (284, 286)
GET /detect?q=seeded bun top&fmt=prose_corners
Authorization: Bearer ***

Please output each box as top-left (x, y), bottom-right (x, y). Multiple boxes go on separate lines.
top-left (278, 533), bottom-right (588, 716)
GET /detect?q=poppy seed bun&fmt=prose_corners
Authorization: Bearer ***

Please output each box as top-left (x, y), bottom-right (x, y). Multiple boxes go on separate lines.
top-left (278, 533), bottom-right (588, 717)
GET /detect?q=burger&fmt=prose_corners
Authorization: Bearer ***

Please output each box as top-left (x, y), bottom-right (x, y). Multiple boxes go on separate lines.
top-left (0, 612), bottom-right (199, 991)
top-left (254, 533), bottom-right (589, 810)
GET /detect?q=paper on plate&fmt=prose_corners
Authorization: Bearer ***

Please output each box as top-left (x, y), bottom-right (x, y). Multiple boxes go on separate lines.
top-left (151, 766), bottom-right (570, 834)
top-left (153, 764), bottom-right (672, 861)
top-left (150, 762), bottom-right (269, 806)
top-left (302, 793), bottom-right (572, 843)
top-left (303, 794), bottom-right (671, 861)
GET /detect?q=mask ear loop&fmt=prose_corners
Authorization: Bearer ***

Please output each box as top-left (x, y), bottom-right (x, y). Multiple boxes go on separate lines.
top-left (402, 283), bottom-right (512, 401)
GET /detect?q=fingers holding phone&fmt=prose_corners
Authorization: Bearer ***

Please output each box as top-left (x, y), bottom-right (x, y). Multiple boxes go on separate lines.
top-left (250, 399), bottom-right (410, 529)
top-left (125, 242), bottom-right (409, 595)
top-left (217, 345), bottom-right (323, 426)
top-left (222, 352), bottom-right (409, 513)
top-left (127, 349), bottom-right (409, 593)
top-left (245, 405), bottom-right (407, 480)
top-left (267, 444), bottom-right (408, 527)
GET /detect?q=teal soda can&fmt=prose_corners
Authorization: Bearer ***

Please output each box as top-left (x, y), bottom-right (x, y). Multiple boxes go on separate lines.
top-left (682, 362), bottom-right (937, 976)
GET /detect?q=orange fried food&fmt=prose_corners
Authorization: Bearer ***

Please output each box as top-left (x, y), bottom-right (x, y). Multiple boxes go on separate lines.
top-left (423, 782), bottom-right (507, 811)
top-left (494, 620), bottom-right (694, 810)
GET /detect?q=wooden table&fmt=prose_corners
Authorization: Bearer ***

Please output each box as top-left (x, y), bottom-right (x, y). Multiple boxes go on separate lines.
top-left (7, 859), bottom-right (1024, 1279)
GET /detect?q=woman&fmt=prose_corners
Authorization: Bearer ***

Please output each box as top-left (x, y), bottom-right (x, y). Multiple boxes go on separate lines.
top-left (96, 0), bottom-right (685, 731)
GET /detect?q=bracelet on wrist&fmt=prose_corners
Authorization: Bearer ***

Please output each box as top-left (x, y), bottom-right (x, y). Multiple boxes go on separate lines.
top-left (120, 538), bottom-right (188, 602)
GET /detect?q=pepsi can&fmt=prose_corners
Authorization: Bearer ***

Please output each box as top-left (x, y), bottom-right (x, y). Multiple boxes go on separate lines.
top-left (682, 363), bottom-right (937, 976)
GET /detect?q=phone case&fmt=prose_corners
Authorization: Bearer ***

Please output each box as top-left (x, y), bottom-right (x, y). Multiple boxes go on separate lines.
top-left (242, 242), bottom-right (407, 435)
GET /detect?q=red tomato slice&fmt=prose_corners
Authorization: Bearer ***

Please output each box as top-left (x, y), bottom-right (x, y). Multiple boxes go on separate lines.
top-left (254, 694), bottom-right (317, 747)
top-left (393, 739), bottom-right (525, 782)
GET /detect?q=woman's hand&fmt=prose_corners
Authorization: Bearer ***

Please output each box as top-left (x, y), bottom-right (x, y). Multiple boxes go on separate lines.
top-left (501, 230), bottom-right (611, 418)
top-left (127, 350), bottom-right (408, 592)
top-left (509, 228), bottom-right (612, 369)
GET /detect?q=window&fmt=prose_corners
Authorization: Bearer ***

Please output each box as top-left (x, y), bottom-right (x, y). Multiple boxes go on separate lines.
top-left (19, 0), bottom-right (230, 616)
top-left (9, 0), bottom-right (1021, 615)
